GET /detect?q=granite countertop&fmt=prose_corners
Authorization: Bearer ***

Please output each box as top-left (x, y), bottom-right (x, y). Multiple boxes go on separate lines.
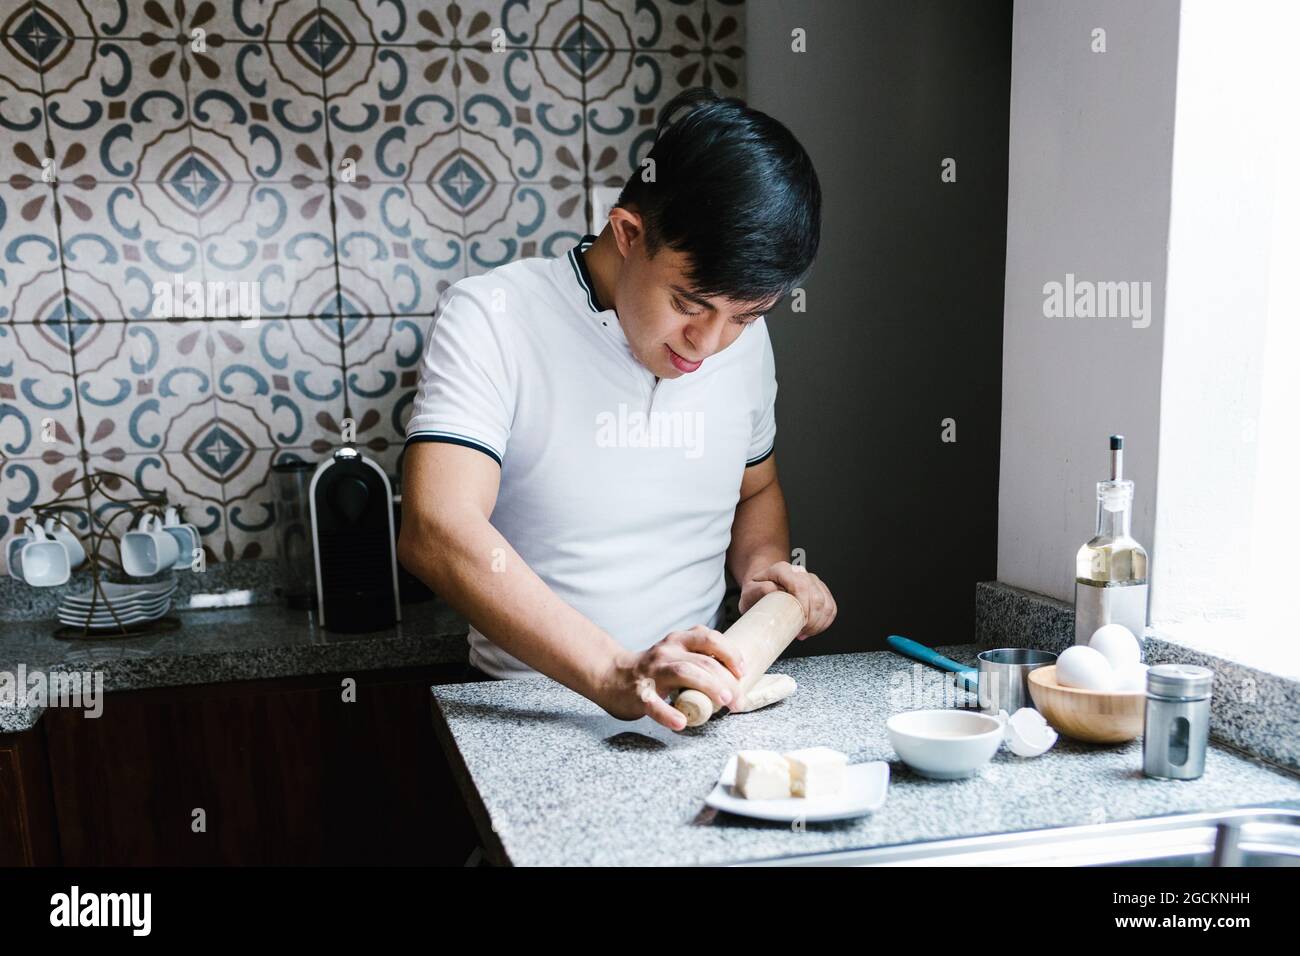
top-left (0, 600), bottom-right (469, 733)
top-left (430, 644), bottom-right (1300, 866)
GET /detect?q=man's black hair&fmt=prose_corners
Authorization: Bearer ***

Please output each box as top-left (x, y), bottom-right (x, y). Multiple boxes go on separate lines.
top-left (614, 87), bottom-right (821, 309)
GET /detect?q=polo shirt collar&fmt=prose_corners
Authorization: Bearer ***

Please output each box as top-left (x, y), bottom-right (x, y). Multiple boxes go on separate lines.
top-left (568, 234), bottom-right (608, 314)
top-left (565, 234), bottom-right (643, 362)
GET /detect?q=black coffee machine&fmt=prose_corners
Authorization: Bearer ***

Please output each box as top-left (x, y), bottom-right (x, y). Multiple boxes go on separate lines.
top-left (308, 447), bottom-right (401, 632)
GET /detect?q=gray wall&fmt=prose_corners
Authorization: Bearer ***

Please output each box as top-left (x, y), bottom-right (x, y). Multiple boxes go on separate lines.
top-left (997, 0), bottom-right (1178, 604)
top-left (746, 0), bottom-right (1012, 653)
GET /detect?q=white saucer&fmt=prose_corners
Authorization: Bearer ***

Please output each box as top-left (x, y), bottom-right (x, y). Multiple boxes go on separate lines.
top-left (58, 606), bottom-right (169, 625)
top-left (62, 581), bottom-right (177, 609)
top-left (704, 754), bottom-right (891, 822)
top-left (59, 593), bottom-right (172, 615)
top-left (58, 600), bottom-right (171, 628)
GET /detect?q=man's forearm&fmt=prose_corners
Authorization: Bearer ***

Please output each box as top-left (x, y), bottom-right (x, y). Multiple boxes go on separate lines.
top-left (400, 509), bottom-right (623, 698)
top-left (726, 479), bottom-right (792, 586)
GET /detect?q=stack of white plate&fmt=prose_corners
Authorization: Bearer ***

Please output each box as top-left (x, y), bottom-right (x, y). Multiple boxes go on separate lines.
top-left (56, 579), bottom-right (178, 631)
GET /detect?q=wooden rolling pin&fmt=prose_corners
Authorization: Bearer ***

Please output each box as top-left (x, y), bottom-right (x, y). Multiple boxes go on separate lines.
top-left (673, 590), bottom-right (806, 727)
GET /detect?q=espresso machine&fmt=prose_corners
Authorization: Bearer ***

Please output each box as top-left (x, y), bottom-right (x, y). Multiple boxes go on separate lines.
top-left (307, 447), bottom-right (401, 632)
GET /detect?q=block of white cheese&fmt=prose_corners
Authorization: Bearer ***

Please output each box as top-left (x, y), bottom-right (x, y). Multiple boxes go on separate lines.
top-left (783, 746), bottom-right (848, 798)
top-left (734, 750), bottom-right (791, 799)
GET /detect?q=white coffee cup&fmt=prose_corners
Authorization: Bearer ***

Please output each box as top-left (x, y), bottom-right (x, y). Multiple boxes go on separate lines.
top-left (160, 506), bottom-right (201, 570)
top-left (121, 513), bottom-right (180, 577)
top-left (43, 517), bottom-right (87, 570)
top-left (12, 524), bottom-right (71, 587)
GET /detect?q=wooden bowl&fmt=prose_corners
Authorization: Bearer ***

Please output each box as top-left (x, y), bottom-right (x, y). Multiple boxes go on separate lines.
top-left (1027, 665), bottom-right (1145, 744)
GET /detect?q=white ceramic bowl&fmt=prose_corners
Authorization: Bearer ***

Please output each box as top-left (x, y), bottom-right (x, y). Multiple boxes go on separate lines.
top-left (885, 709), bottom-right (1004, 780)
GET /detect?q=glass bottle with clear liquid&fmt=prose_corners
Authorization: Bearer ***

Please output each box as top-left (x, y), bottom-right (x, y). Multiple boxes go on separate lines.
top-left (1074, 436), bottom-right (1149, 645)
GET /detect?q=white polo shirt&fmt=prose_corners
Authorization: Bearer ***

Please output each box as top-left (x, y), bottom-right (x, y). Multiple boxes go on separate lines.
top-left (405, 234), bottom-right (777, 679)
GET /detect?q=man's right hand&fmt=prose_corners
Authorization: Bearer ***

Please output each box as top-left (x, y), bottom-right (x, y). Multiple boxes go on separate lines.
top-left (596, 625), bottom-right (746, 731)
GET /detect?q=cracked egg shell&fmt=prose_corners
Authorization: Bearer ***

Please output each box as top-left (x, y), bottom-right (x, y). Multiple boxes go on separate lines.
top-left (1004, 707), bottom-right (1059, 757)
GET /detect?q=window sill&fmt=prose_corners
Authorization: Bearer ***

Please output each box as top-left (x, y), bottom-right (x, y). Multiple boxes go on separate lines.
top-left (1149, 618), bottom-right (1300, 682)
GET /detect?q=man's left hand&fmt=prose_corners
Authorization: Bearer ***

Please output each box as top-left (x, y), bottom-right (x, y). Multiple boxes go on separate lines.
top-left (738, 561), bottom-right (837, 640)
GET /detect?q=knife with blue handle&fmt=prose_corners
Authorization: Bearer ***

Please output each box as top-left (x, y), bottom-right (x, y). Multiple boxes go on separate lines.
top-left (886, 635), bottom-right (980, 694)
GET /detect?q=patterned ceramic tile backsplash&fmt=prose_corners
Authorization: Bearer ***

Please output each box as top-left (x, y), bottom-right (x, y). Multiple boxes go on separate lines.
top-left (0, 0), bottom-right (746, 568)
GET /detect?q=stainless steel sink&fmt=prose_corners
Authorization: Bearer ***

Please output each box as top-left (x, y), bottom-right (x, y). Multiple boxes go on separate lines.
top-left (736, 803), bottom-right (1300, 866)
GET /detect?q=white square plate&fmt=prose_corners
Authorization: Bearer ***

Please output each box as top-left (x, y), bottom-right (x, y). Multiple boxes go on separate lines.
top-left (704, 754), bottom-right (890, 822)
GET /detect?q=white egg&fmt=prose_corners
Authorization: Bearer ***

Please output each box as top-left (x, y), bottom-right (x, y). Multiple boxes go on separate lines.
top-left (1056, 645), bottom-right (1116, 691)
top-left (1114, 662), bottom-right (1150, 693)
top-left (1088, 623), bottom-right (1141, 669)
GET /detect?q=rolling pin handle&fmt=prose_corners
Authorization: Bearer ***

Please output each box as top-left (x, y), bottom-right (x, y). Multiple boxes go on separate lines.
top-left (673, 688), bottom-right (714, 727)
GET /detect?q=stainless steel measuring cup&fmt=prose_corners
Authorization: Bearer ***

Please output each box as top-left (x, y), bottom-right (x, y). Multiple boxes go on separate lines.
top-left (977, 648), bottom-right (1057, 713)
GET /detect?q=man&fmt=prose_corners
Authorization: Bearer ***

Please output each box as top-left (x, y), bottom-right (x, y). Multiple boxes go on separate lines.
top-left (399, 88), bottom-right (834, 731)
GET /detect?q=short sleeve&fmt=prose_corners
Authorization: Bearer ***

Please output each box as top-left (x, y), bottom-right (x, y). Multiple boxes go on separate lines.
top-left (746, 320), bottom-right (777, 466)
top-left (405, 283), bottom-right (516, 466)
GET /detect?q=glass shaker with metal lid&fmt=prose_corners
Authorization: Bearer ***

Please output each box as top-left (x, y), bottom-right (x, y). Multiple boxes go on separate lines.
top-left (1143, 663), bottom-right (1214, 779)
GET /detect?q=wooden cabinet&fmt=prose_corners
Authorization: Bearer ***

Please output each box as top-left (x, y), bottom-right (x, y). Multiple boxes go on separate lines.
top-left (0, 726), bottom-right (61, 865)
top-left (1, 665), bottom-right (479, 865)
